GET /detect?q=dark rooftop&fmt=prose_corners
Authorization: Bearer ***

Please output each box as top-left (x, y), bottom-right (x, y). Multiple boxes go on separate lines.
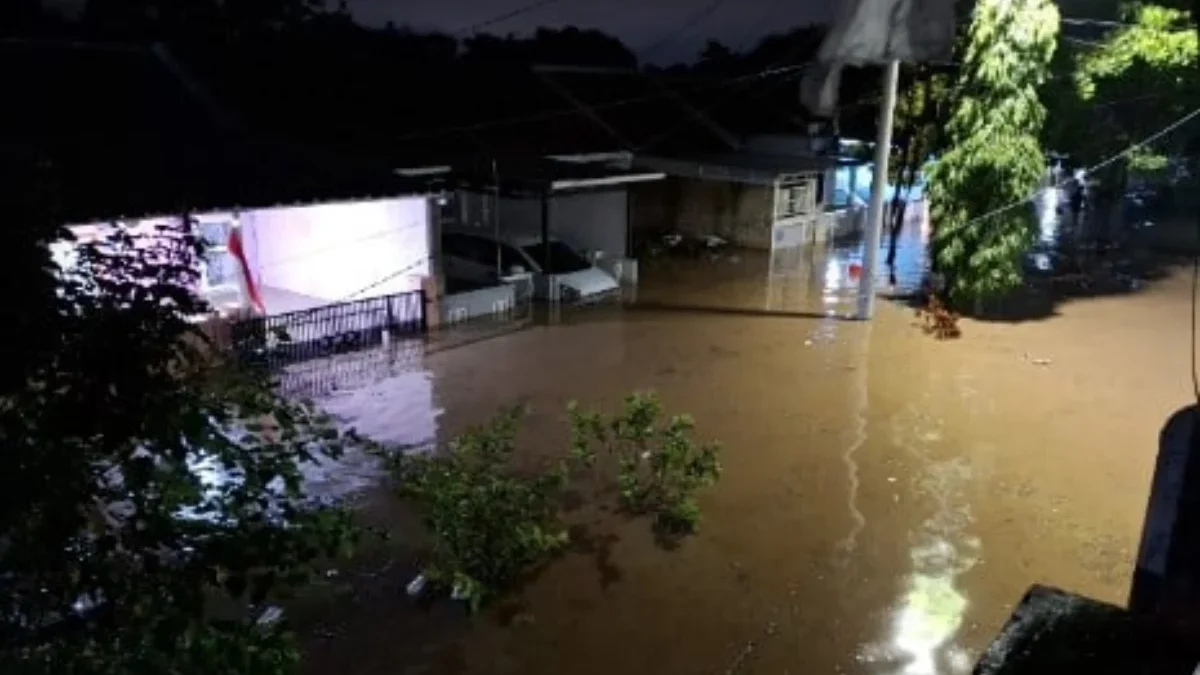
top-left (378, 64), bottom-right (814, 167)
top-left (397, 155), bottom-right (663, 196)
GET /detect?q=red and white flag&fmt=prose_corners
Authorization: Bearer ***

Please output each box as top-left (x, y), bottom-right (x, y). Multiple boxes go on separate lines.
top-left (226, 228), bottom-right (265, 315)
top-left (802, 0), bottom-right (957, 117)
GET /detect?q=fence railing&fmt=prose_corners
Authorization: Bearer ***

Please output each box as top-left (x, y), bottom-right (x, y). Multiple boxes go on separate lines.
top-left (230, 290), bottom-right (427, 369)
top-left (273, 340), bottom-right (425, 399)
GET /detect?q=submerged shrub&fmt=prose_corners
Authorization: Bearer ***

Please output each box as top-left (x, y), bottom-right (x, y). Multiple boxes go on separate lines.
top-left (390, 392), bottom-right (723, 610)
top-left (388, 405), bottom-right (571, 611)
top-left (569, 392), bottom-right (722, 536)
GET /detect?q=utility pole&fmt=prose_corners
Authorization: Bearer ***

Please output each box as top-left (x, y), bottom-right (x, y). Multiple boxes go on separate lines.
top-left (856, 59), bottom-right (901, 320)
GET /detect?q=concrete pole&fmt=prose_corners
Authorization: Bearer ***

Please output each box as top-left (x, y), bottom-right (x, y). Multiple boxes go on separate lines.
top-left (856, 59), bottom-right (901, 320)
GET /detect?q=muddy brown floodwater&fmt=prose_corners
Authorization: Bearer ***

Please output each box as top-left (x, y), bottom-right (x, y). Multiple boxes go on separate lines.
top-left (294, 208), bottom-right (1199, 675)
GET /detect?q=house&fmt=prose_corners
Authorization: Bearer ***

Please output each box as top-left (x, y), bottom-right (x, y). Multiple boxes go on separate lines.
top-left (385, 65), bottom-right (869, 256)
top-left (527, 67), bottom-right (870, 254)
top-left (2, 39), bottom-right (450, 364)
top-left (396, 155), bottom-right (665, 321)
top-left (359, 64), bottom-right (868, 322)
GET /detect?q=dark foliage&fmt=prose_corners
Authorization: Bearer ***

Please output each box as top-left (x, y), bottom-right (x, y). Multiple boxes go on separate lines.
top-left (0, 163), bottom-right (367, 674)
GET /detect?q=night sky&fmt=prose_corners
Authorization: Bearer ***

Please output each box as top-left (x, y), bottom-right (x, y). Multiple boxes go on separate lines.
top-left (44, 0), bottom-right (1120, 64)
top-left (350, 0), bottom-right (834, 62)
top-left (45, 0), bottom-right (835, 63)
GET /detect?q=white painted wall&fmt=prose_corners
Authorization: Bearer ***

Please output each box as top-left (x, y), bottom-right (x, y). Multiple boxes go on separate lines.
top-left (241, 197), bottom-right (430, 302)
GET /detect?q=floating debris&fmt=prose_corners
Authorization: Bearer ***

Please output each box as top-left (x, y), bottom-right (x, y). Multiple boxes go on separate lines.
top-left (405, 573), bottom-right (428, 598)
top-left (256, 606), bottom-right (284, 626)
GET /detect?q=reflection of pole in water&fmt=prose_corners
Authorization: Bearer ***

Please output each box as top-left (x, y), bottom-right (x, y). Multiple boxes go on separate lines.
top-left (765, 244), bottom-right (776, 311)
top-left (835, 319), bottom-right (872, 560)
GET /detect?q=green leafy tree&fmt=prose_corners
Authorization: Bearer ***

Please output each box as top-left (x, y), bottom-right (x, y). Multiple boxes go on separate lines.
top-left (1070, 4), bottom-right (1198, 180)
top-left (0, 169), bottom-right (364, 674)
top-left (926, 0), bottom-right (1060, 311)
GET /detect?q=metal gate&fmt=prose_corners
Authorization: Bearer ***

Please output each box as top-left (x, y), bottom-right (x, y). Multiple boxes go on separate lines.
top-left (230, 290), bottom-right (427, 368)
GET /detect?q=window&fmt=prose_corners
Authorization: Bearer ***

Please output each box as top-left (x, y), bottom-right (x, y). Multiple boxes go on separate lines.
top-left (521, 241), bottom-right (591, 274)
top-left (777, 182), bottom-right (816, 218)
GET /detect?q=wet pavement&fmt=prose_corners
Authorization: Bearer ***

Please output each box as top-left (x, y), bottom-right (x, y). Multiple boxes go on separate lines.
top-left (289, 196), bottom-right (1199, 675)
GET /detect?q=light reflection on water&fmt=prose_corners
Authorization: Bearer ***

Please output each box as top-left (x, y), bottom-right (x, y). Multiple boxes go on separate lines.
top-left (857, 387), bottom-right (982, 675)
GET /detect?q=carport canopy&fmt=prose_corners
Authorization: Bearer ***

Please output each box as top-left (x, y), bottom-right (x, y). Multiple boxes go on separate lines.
top-left (395, 156), bottom-right (664, 195)
top-left (633, 152), bottom-right (844, 186)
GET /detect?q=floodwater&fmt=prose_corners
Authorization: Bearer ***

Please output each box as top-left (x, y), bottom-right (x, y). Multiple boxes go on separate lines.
top-left (293, 196), bottom-right (1198, 675)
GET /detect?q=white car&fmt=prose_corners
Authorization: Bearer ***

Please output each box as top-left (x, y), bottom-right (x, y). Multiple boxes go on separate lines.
top-left (441, 230), bottom-right (620, 301)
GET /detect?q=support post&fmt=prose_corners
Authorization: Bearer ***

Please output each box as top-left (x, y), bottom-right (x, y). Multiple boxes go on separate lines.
top-left (540, 192), bottom-right (551, 270)
top-left (541, 192), bottom-right (553, 301)
top-left (856, 59), bottom-right (901, 320)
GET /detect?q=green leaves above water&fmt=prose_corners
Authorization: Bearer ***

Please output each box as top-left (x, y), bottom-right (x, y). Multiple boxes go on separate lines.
top-left (390, 392), bottom-right (723, 610)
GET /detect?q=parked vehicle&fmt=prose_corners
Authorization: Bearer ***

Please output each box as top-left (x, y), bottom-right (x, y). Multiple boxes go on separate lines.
top-left (441, 230), bottom-right (619, 301)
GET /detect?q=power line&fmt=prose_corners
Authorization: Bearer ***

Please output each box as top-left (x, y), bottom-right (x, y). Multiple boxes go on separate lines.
top-left (732, 0), bottom-right (787, 53)
top-left (340, 257), bottom-right (431, 302)
top-left (938, 105), bottom-right (1200, 239)
top-left (453, 0), bottom-right (568, 36)
top-left (392, 63), bottom-right (808, 144)
top-left (255, 226), bottom-right (421, 273)
top-left (1060, 16), bottom-right (1131, 28)
top-left (638, 0), bottom-right (734, 60)
top-left (633, 32), bottom-right (823, 152)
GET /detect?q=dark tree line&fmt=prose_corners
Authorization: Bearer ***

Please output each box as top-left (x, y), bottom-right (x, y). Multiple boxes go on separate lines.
top-left (6, 1), bottom-right (894, 153)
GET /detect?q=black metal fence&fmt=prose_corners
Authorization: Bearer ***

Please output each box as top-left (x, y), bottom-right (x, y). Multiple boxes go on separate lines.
top-left (273, 340), bottom-right (425, 400)
top-left (230, 290), bottom-right (427, 369)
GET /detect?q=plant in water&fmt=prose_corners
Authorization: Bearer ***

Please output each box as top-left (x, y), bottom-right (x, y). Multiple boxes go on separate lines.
top-left (569, 392), bottom-right (722, 536)
top-left (916, 294), bottom-right (962, 340)
top-left (390, 392), bottom-right (724, 610)
top-left (388, 405), bottom-right (573, 611)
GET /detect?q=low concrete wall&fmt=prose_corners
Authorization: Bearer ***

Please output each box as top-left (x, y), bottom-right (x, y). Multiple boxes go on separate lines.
top-left (441, 284), bottom-right (518, 325)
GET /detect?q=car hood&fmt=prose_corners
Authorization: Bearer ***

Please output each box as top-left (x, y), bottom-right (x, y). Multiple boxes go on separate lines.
top-left (554, 267), bottom-right (620, 296)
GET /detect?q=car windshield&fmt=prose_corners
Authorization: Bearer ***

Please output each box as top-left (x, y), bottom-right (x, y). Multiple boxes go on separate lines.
top-left (521, 241), bottom-right (591, 274)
